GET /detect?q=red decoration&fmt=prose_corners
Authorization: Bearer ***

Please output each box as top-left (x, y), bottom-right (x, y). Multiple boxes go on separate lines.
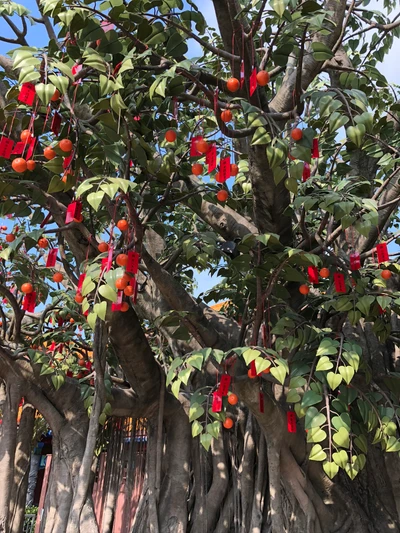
top-left (240, 61), bottom-right (245, 89)
top-left (101, 257), bottom-right (108, 272)
top-left (22, 291), bottom-right (36, 312)
top-left (18, 83), bottom-right (36, 106)
top-left (212, 391), bottom-right (222, 413)
top-left (11, 142), bottom-right (24, 155)
top-left (49, 341), bottom-right (56, 352)
top-left (111, 290), bottom-right (123, 312)
top-left (51, 112), bottom-right (62, 136)
top-left (71, 64), bottom-right (82, 77)
top-left (311, 138), bottom-right (319, 159)
top-left (334, 273), bottom-right (346, 293)
top-left (190, 136), bottom-right (202, 157)
top-left (349, 252), bottom-right (361, 271)
top-left (77, 273), bottom-right (86, 292)
top-left (378, 305), bottom-right (385, 315)
top-left (302, 162), bottom-right (311, 182)
top-left (106, 246), bottom-right (114, 272)
top-left (126, 251), bottom-right (140, 274)
top-left (218, 374), bottom-right (231, 397)
top-left (376, 243), bottom-right (389, 263)
top-left (206, 144), bottom-right (217, 173)
top-left (219, 156), bottom-right (231, 182)
top-left (307, 266), bottom-right (319, 284)
top-left (46, 248), bottom-right (58, 267)
top-left (26, 137), bottom-right (36, 160)
top-left (250, 360), bottom-right (257, 376)
top-left (57, 317), bottom-right (63, 327)
top-left (287, 411), bottom-right (296, 433)
top-left (40, 213), bottom-right (52, 228)
top-left (65, 200), bottom-right (82, 224)
top-left (249, 67), bottom-right (257, 97)
top-left (0, 137), bottom-right (14, 159)
top-left (63, 154), bottom-right (73, 170)
top-left (259, 391), bottom-right (264, 413)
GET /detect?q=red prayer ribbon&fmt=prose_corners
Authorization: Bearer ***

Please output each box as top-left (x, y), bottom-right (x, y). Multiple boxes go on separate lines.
top-left (307, 266), bottom-right (319, 284)
top-left (287, 411), bottom-right (296, 433)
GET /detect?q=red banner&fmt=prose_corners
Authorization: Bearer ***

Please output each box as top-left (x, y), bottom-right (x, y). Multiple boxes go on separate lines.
top-left (287, 411), bottom-right (296, 433)
top-left (376, 243), bottom-right (389, 263)
top-left (217, 374), bottom-right (231, 397)
top-left (307, 266), bottom-right (319, 284)
top-left (126, 251), bottom-right (140, 274)
top-left (211, 391), bottom-right (222, 413)
top-left (46, 248), bottom-right (58, 267)
top-left (333, 273), bottom-right (346, 293)
top-left (206, 144), bottom-right (217, 173)
top-left (249, 67), bottom-right (257, 96)
top-left (18, 83), bottom-right (36, 106)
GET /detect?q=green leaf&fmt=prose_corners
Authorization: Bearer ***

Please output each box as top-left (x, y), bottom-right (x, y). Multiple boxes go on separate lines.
top-left (178, 367), bottom-right (192, 385)
top-left (332, 427), bottom-right (350, 448)
top-left (301, 390), bottom-right (322, 408)
top-left (346, 124), bottom-right (366, 148)
top-left (323, 461), bottom-right (339, 479)
top-left (187, 353), bottom-right (204, 370)
top-left (255, 358), bottom-right (271, 374)
top-left (316, 338), bottom-right (339, 357)
top-left (171, 379), bottom-right (181, 399)
top-left (338, 365), bottom-right (354, 385)
top-left (307, 427), bottom-right (327, 443)
top-left (192, 420), bottom-right (202, 437)
top-left (87, 311), bottom-right (97, 330)
top-left (354, 435), bottom-right (368, 454)
top-left (329, 112), bottom-right (349, 133)
top-left (270, 363), bottom-right (287, 385)
top-left (99, 284), bottom-right (117, 302)
top-left (311, 42), bottom-right (334, 61)
top-left (51, 374), bottom-right (65, 391)
top-left (189, 403), bottom-right (204, 422)
top-left (342, 351), bottom-right (360, 372)
top-left (356, 295), bottom-right (375, 316)
top-left (94, 301), bottom-right (107, 320)
top-left (200, 432), bottom-right (213, 451)
top-left (331, 413), bottom-right (351, 432)
top-left (332, 450), bottom-right (348, 469)
top-left (386, 436), bottom-right (400, 452)
top-left (82, 276), bottom-right (95, 297)
top-left (242, 348), bottom-right (261, 365)
top-left (316, 356), bottom-right (334, 372)
top-left (327, 372), bottom-right (342, 390)
top-left (35, 82), bottom-right (56, 105)
top-left (305, 407), bottom-right (326, 430)
top-left (345, 462), bottom-right (359, 480)
top-left (309, 444), bottom-right (327, 461)
top-left (87, 191), bottom-right (105, 211)
top-left (286, 389), bottom-right (301, 403)
top-left (206, 420), bottom-right (220, 439)
top-left (269, 0), bottom-right (289, 17)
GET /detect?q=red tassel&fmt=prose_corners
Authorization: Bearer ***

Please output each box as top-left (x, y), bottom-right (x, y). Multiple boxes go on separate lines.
top-left (46, 248), bottom-right (58, 267)
top-left (287, 411), bottom-right (296, 433)
top-left (77, 273), bottom-right (86, 292)
top-left (250, 360), bottom-right (257, 376)
top-left (240, 61), bottom-right (245, 89)
top-left (311, 138), bottom-right (319, 158)
top-left (376, 243), bottom-right (389, 263)
top-left (349, 252), bottom-right (361, 271)
top-left (51, 112), bottom-right (62, 136)
top-left (206, 144), bottom-right (217, 173)
top-left (302, 162), bottom-right (311, 182)
top-left (249, 67), bottom-right (257, 96)
top-left (111, 290), bottom-right (123, 312)
top-left (18, 83), bottom-right (36, 106)
top-left (333, 273), bottom-right (346, 293)
top-left (219, 156), bottom-right (231, 182)
top-left (212, 391), bottom-right (222, 413)
top-left (218, 374), bottom-right (231, 397)
top-left (307, 266), bottom-right (319, 284)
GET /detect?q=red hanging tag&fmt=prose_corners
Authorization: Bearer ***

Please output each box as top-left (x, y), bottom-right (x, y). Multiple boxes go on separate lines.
top-left (46, 248), bottom-right (58, 268)
top-left (111, 290), bottom-right (123, 312)
top-left (334, 273), bottom-right (346, 293)
top-left (259, 391), bottom-right (264, 413)
top-left (77, 273), bottom-right (86, 292)
top-left (307, 266), bottom-right (319, 284)
top-left (218, 374), bottom-right (231, 397)
top-left (349, 252), bottom-right (361, 271)
top-left (26, 137), bottom-right (36, 160)
top-left (49, 341), bottom-right (56, 352)
top-left (11, 142), bottom-right (24, 155)
top-left (376, 243), bottom-right (389, 263)
top-left (0, 137), bottom-right (14, 159)
top-left (71, 63), bottom-right (82, 77)
top-left (65, 200), bottom-right (82, 224)
top-left (51, 112), bottom-right (62, 136)
top-left (190, 136), bottom-right (202, 157)
top-left (213, 88), bottom-right (219, 115)
top-left (212, 391), bottom-right (222, 413)
top-left (250, 359), bottom-right (257, 376)
top-left (311, 138), bottom-right (319, 159)
top-left (302, 162), bottom-right (311, 182)
top-left (101, 257), bottom-right (108, 272)
top-left (40, 212), bottom-right (52, 228)
top-left (126, 251), bottom-right (140, 274)
top-left (378, 305), bottom-right (385, 315)
top-left (18, 83), bottom-right (36, 106)
top-left (83, 309), bottom-right (89, 317)
top-left (63, 153), bottom-right (73, 170)
top-left (287, 411), bottom-right (296, 433)
top-left (219, 156), bottom-right (231, 182)
top-left (240, 61), bottom-right (245, 88)
top-left (249, 67), bottom-right (257, 97)
top-left (23, 291), bottom-right (36, 312)
top-left (106, 245), bottom-right (114, 272)
top-left (206, 144), bottom-right (217, 173)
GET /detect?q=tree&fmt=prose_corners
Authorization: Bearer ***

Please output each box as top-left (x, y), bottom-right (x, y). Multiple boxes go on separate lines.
top-left (0, 0), bottom-right (400, 531)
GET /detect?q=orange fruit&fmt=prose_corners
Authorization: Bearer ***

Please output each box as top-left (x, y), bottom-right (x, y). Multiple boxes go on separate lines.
top-left (230, 164), bottom-right (239, 176)
top-left (256, 70), bottom-right (270, 86)
top-left (217, 190), bottom-right (229, 202)
top-left (116, 277), bottom-right (128, 290)
top-left (221, 109), bottom-right (232, 123)
top-left (248, 367), bottom-right (257, 379)
top-left (319, 268), bottom-right (330, 279)
top-left (223, 417), bottom-right (234, 429)
top-left (53, 272), bottom-right (63, 283)
top-left (78, 359), bottom-right (86, 367)
top-left (299, 284), bottom-right (309, 295)
top-left (21, 283), bottom-right (33, 294)
top-left (98, 242), bottom-right (109, 253)
top-left (165, 130), bottom-right (177, 143)
top-left (44, 147), bottom-right (56, 160)
top-left (263, 366), bottom-right (271, 374)
top-left (196, 139), bottom-right (209, 154)
top-left (5, 234), bottom-right (15, 243)
top-left (38, 238), bottom-right (48, 249)
top-left (59, 139), bottom-right (73, 153)
top-left (12, 158), bottom-right (27, 173)
top-left (117, 219), bottom-right (128, 231)
top-left (121, 301), bottom-right (129, 312)
top-left (26, 160), bottom-right (36, 171)
top-left (226, 77), bottom-right (240, 93)
top-left (124, 285), bottom-right (134, 296)
top-left (20, 130), bottom-right (32, 142)
top-left (291, 128), bottom-right (303, 142)
top-left (191, 163), bottom-right (203, 176)
top-left (75, 292), bottom-right (84, 304)
top-left (69, 318), bottom-right (74, 324)
top-left (381, 269), bottom-right (392, 280)
top-left (227, 393), bottom-right (238, 405)
top-left (116, 253), bottom-right (128, 267)
top-left (51, 89), bottom-right (60, 102)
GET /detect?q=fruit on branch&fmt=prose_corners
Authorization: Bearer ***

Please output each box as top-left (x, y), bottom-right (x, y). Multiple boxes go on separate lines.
top-left (116, 253), bottom-right (128, 266)
top-left (319, 268), bottom-right (330, 278)
top-left (221, 109), bottom-right (232, 123)
top-left (5, 234), bottom-right (15, 243)
top-left (227, 393), bottom-right (238, 405)
top-left (51, 89), bottom-right (60, 101)
top-left (26, 160), bottom-right (36, 171)
top-left (121, 302), bottom-right (129, 312)
top-left (20, 130), bottom-right (32, 142)
top-left (165, 130), bottom-right (177, 143)
top-left (124, 285), bottom-right (134, 296)
top-left (226, 77), bottom-right (240, 93)
top-left (230, 164), bottom-right (239, 176)
top-left (38, 238), bottom-right (49, 249)
top-left (191, 163), bottom-right (203, 176)
top-left (291, 128), bottom-right (303, 141)
top-left (299, 284), bottom-right (310, 295)
top-left (98, 242), bottom-right (109, 253)
top-left (75, 293), bottom-right (84, 304)
top-left (21, 282), bottom-right (33, 294)
top-left (381, 269), bottom-right (392, 279)
top-left (117, 219), bottom-right (128, 231)
top-left (116, 277), bottom-right (128, 290)
top-left (256, 70), bottom-right (270, 86)
top-left (196, 139), bottom-right (209, 154)
top-left (59, 139), bottom-right (73, 153)
top-left (53, 272), bottom-right (63, 283)
top-left (248, 367), bottom-right (257, 378)
top-left (12, 158), bottom-right (27, 173)
top-left (223, 417), bottom-right (234, 429)
top-left (44, 147), bottom-right (56, 160)
top-left (216, 190), bottom-right (229, 202)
